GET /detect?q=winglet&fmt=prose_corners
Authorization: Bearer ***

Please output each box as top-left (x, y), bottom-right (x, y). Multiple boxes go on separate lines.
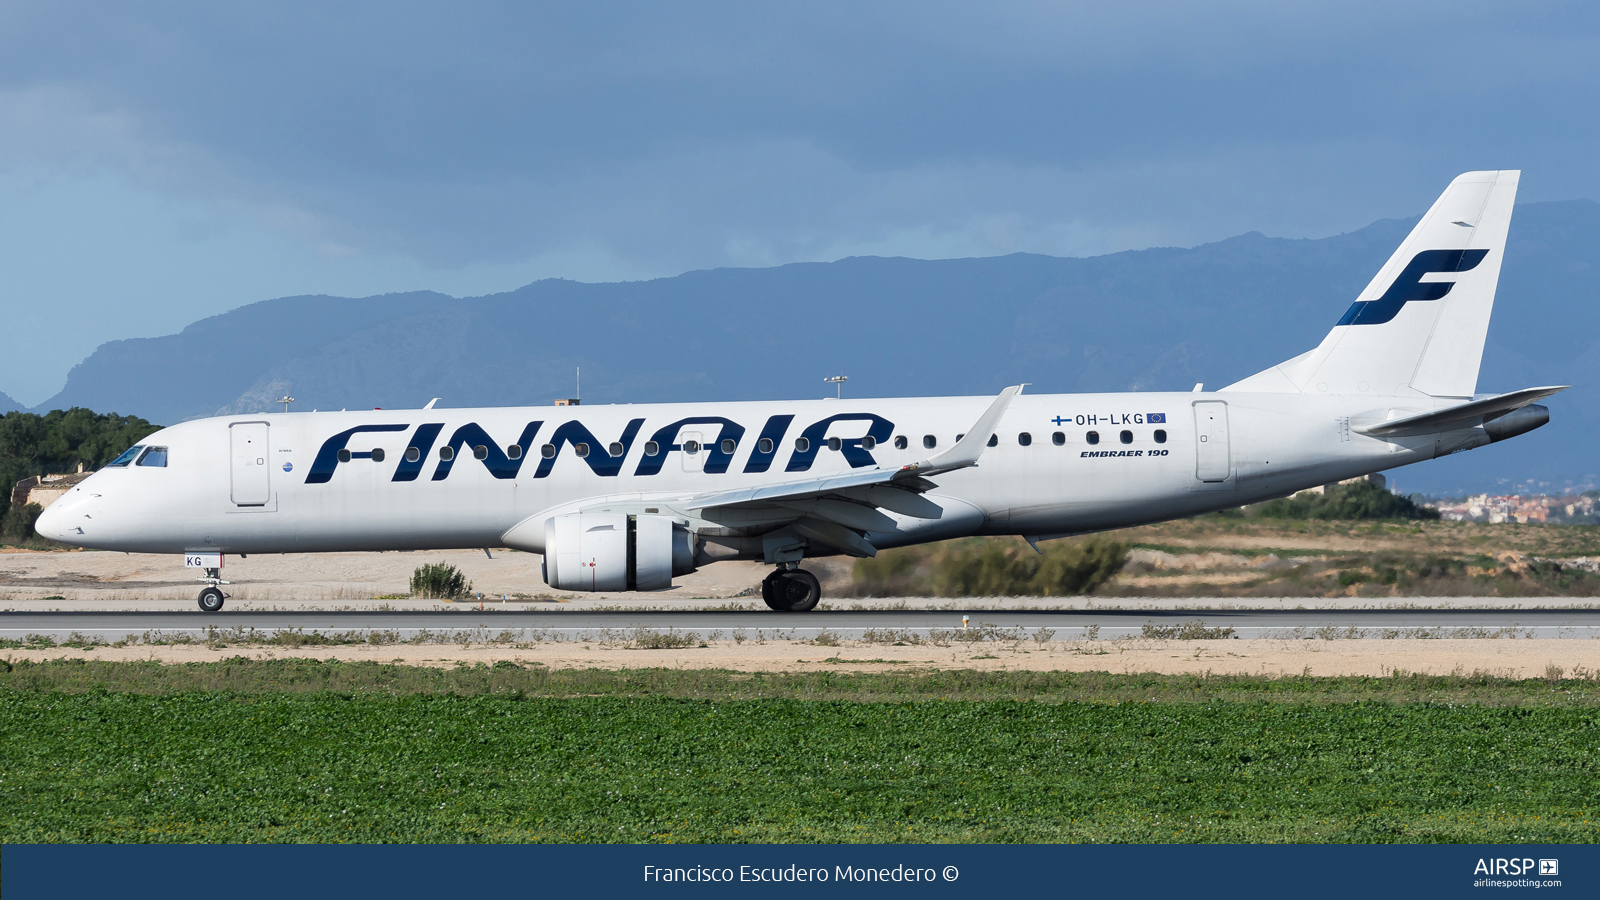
top-left (894, 384), bottom-right (1023, 481)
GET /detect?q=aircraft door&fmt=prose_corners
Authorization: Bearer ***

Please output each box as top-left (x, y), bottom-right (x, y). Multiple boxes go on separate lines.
top-left (230, 422), bottom-right (271, 505)
top-left (680, 431), bottom-right (704, 472)
top-left (1192, 402), bottom-right (1231, 482)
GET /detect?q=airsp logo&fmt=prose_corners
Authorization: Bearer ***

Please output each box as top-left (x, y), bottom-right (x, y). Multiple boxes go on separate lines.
top-left (1473, 858), bottom-right (1551, 876)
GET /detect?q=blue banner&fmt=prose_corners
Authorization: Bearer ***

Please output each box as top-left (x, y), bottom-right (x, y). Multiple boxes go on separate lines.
top-left (3, 843), bottom-right (1591, 899)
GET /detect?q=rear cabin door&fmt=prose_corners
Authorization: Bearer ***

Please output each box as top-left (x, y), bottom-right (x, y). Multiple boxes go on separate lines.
top-left (230, 422), bottom-right (271, 505)
top-left (1192, 402), bottom-right (1231, 482)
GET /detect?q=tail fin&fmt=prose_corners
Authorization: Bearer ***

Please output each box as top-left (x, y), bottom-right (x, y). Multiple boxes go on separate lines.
top-left (1225, 170), bottom-right (1520, 399)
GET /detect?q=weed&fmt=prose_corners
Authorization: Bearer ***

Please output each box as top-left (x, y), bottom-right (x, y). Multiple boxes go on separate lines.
top-left (628, 628), bottom-right (699, 650)
top-left (1141, 621), bottom-right (1237, 640)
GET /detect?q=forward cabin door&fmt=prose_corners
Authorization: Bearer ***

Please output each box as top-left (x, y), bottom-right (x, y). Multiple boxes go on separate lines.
top-left (680, 431), bottom-right (704, 472)
top-left (230, 422), bottom-right (271, 506)
top-left (1192, 402), bottom-right (1231, 483)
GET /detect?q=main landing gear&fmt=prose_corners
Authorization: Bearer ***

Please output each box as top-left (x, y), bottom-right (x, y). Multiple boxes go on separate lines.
top-left (761, 566), bottom-right (821, 612)
top-left (197, 567), bottom-right (229, 612)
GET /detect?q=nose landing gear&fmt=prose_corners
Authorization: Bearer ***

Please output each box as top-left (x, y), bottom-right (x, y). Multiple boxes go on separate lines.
top-left (761, 567), bottom-right (821, 612)
top-left (196, 567), bottom-right (229, 612)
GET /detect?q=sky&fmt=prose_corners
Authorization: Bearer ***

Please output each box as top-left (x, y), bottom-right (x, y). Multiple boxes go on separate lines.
top-left (2, 1), bottom-right (1598, 405)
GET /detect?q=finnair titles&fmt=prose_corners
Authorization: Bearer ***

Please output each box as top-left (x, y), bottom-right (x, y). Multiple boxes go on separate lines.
top-left (36, 171), bottom-right (1564, 612)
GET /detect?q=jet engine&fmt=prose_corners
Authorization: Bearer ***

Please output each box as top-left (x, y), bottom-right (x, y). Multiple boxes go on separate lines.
top-left (1484, 404), bottom-right (1549, 443)
top-left (542, 513), bottom-right (696, 591)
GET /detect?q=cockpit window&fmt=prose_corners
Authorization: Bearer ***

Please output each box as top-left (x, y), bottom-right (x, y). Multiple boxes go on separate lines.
top-left (108, 446), bottom-right (143, 467)
top-left (136, 446), bottom-right (169, 467)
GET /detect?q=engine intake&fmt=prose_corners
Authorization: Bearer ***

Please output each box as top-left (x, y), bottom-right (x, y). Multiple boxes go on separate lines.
top-left (542, 513), bottom-right (695, 592)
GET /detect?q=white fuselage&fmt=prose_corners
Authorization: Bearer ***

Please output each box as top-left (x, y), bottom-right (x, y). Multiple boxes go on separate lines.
top-left (35, 389), bottom-right (1472, 559)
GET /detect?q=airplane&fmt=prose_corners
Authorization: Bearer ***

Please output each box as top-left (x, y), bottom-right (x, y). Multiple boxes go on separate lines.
top-left (34, 170), bottom-right (1564, 612)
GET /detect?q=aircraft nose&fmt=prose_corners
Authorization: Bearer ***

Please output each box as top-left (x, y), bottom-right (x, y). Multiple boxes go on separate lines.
top-left (32, 501), bottom-right (66, 542)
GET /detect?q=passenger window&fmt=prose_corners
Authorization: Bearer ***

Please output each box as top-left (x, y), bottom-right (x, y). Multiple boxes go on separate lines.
top-left (440, 446), bottom-right (455, 461)
top-left (573, 443), bottom-right (590, 458)
top-left (795, 437), bottom-right (810, 453)
top-left (827, 437), bottom-right (842, 451)
top-left (1052, 431), bottom-right (1065, 445)
top-left (474, 444), bottom-right (490, 460)
top-left (338, 449), bottom-right (352, 463)
top-left (758, 438), bottom-right (773, 454)
top-left (894, 435), bottom-right (907, 450)
top-left (136, 446), bottom-right (168, 467)
top-left (371, 448), bottom-right (386, 462)
top-left (923, 435), bottom-right (937, 449)
top-left (108, 446), bottom-right (143, 467)
top-left (609, 442), bottom-right (625, 458)
top-left (683, 440), bottom-right (700, 454)
top-left (1154, 429), bottom-right (1167, 444)
top-left (1017, 432), bottom-right (1032, 447)
top-left (720, 438), bottom-right (736, 454)
top-left (1120, 430), bottom-right (1133, 444)
top-left (406, 447), bottom-right (421, 463)
top-left (862, 436), bottom-right (876, 450)
top-left (645, 441), bottom-right (661, 456)
top-left (540, 444), bottom-right (555, 459)
top-left (1086, 431), bottom-right (1100, 445)
top-left (986, 434), bottom-right (998, 447)
top-left (507, 444), bottom-right (522, 460)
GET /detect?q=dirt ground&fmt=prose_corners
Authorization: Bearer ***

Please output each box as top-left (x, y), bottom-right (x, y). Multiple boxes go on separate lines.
top-left (3, 548), bottom-right (1594, 610)
top-left (7, 637), bottom-right (1595, 679)
top-left (0, 547), bottom-right (803, 605)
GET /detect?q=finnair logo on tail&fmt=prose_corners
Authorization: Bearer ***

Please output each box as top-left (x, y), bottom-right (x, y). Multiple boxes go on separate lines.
top-left (1337, 248), bottom-right (1489, 326)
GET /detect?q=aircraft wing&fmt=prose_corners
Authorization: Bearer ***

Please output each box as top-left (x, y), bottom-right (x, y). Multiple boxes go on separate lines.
top-left (682, 385), bottom-right (1023, 555)
top-left (1354, 385), bottom-right (1569, 437)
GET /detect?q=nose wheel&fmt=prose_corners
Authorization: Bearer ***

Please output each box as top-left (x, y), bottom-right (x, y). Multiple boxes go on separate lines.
top-left (198, 586), bottom-right (226, 612)
top-left (195, 565), bottom-right (229, 612)
top-left (761, 567), bottom-right (821, 612)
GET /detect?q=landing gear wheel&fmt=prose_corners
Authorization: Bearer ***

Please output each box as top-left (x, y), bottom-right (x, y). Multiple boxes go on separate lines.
top-left (762, 568), bottom-right (821, 612)
top-left (198, 587), bottom-right (225, 613)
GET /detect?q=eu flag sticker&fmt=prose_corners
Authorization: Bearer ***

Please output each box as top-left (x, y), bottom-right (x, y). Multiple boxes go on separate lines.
top-left (1147, 413), bottom-right (1166, 423)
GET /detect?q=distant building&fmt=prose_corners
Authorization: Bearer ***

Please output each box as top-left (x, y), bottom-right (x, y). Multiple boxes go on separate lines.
top-left (1293, 473), bottom-right (1386, 497)
top-left (11, 464), bottom-right (92, 510)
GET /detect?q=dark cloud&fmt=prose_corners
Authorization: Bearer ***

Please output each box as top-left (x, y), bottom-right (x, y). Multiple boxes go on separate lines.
top-left (0, 1), bottom-right (1597, 400)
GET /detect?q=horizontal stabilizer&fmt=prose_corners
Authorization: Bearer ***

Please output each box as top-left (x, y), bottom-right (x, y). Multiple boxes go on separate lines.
top-left (1354, 386), bottom-right (1569, 437)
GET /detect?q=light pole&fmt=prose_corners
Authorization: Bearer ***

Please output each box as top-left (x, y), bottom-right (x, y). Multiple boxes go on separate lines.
top-left (824, 374), bottom-right (848, 399)
top-left (275, 394), bottom-right (294, 413)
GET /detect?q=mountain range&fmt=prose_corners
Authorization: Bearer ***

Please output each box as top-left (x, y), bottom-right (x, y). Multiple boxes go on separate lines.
top-left (19, 199), bottom-right (1600, 496)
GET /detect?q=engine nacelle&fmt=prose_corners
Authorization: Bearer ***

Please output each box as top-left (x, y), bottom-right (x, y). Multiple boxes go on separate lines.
top-left (1484, 404), bottom-right (1549, 443)
top-left (542, 513), bottom-right (695, 592)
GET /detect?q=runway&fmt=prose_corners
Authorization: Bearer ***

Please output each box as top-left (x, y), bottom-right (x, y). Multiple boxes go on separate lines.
top-left (6, 607), bottom-right (1600, 640)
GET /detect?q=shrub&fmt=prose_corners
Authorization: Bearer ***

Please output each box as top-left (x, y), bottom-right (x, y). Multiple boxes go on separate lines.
top-left (410, 562), bottom-right (471, 599)
top-left (1249, 480), bottom-right (1440, 520)
top-left (852, 536), bottom-right (1127, 597)
top-left (0, 502), bottom-right (42, 543)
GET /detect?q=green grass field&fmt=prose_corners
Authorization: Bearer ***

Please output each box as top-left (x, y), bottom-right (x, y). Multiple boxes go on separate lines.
top-left (2, 660), bottom-right (1596, 844)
